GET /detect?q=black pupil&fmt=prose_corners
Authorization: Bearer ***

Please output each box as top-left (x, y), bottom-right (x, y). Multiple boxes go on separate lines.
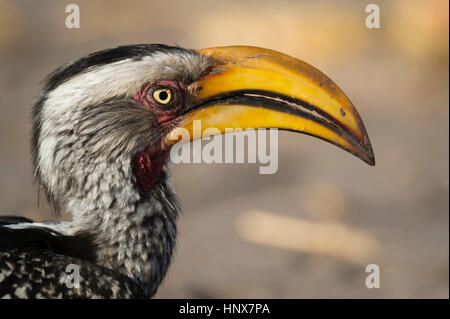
top-left (159, 91), bottom-right (169, 101)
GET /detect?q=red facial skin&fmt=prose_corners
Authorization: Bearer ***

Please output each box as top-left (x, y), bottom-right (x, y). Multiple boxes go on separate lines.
top-left (132, 80), bottom-right (185, 194)
top-left (132, 143), bottom-right (170, 194)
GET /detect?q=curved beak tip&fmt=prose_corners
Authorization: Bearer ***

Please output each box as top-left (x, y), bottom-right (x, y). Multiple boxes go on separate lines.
top-left (362, 143), bottom-right (376, 166)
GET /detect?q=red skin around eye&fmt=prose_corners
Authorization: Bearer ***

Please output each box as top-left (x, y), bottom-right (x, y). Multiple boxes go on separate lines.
top-left (134, 80), bottom-right (186, 124)
top-left (132, 81), bottom-right (185, 193)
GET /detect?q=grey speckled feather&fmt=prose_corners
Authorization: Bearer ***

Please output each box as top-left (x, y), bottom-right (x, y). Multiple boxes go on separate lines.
top-left (0, 44), bottom-right (214, 298)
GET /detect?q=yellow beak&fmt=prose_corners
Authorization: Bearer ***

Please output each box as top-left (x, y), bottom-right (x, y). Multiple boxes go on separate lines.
top-left (167, 46), bottom-right (375, 166)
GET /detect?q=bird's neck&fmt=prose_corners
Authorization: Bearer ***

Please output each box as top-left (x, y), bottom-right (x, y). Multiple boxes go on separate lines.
top-left (67, 170), bottom-right (178, 297)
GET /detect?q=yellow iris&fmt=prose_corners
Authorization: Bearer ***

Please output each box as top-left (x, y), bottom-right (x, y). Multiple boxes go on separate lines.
top-left (153, 89), bottom-right (172, 104)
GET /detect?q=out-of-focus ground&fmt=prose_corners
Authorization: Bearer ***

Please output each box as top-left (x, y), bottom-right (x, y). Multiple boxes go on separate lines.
top-left (0, 0), bottom-right (448, 298)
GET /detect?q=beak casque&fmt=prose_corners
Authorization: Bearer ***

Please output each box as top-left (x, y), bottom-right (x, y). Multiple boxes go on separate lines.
top-left (167, 46), bottom-right (375, 166)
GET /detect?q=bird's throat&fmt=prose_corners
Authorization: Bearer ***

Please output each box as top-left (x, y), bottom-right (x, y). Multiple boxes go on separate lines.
top-left (131, 143), bottom-right (170, 194)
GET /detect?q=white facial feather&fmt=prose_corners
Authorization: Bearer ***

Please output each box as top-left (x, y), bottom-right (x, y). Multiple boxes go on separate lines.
top-left (37, 51), bottom-right (210, 202)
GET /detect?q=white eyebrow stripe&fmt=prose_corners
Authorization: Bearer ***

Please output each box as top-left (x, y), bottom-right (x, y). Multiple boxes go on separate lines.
top-left (43, 52), bottom-right (209, 119)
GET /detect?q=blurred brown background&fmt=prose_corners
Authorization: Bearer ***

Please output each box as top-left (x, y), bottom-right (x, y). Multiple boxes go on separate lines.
top-left (0, 0), bottom-right (448, 298)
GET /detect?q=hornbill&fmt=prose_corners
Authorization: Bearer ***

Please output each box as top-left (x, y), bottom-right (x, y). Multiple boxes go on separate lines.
top-left (0, 44), bottom-right (374, 298)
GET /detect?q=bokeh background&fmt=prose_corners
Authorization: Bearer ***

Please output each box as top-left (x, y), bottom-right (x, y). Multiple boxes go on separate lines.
top-left (0, 0), bottom-right (448, 298)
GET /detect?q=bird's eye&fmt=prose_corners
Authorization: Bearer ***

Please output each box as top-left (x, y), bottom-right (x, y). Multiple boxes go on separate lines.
top-left (136, 81), bottom-right (185, 115)
top-left (152, 88), bottom-right (172, 105)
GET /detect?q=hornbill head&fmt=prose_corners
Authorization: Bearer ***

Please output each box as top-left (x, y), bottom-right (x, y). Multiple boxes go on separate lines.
top-left (30, 44), bottom-right (374, 296)
top-left (34, 44), bottom-right (373, 205)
